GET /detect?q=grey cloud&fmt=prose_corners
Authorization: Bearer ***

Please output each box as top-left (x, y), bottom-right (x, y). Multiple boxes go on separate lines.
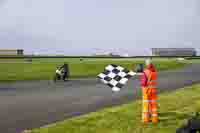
top-left (0, 0), bottom-right (199, 55)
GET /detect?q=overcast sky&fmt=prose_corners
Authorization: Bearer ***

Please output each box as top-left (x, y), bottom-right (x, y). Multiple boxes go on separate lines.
top-left (0, 0), bottom-right (200, 55)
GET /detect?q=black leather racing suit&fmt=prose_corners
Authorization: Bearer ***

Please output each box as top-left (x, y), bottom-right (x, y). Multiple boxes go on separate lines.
top-left (59, 64), bottom-right (69, 81)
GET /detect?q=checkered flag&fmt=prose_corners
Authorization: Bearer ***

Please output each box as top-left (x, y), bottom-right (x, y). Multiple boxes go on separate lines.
top-left (97, 64), bottom-right (136, 92)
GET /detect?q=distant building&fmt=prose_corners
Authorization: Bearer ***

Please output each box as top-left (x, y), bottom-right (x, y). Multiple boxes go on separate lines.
top-left (0, 49), bottom-right (24, 56)
top-left (109, 53), bottom-right (121, 57)
top-left (93, 52), bottom-right (121, 57)
top-left (121, 54), bottom-right (129, 57)
top-left (152, 48), bottom-right (196, 56)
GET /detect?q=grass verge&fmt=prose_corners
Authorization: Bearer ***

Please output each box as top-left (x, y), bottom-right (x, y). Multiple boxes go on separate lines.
top-left (0, 58), bottom-right (186, 81)
top-left (24, 83), bottom-right (200, 133)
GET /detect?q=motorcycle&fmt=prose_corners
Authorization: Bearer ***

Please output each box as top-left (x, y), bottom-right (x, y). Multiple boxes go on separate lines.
top-left (53, 67), bottom-right (65, 82)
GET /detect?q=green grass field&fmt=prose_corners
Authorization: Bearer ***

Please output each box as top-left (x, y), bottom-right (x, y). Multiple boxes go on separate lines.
top-left (0, 58), bottom-right (186, 81)
top-left (24, 83), bottom-right (200, 133)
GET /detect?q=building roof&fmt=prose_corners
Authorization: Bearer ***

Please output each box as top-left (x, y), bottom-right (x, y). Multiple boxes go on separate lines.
top-left (152, 48), bottom-right (196, 51)
top-left (0, 49), bottom-right (23, 51)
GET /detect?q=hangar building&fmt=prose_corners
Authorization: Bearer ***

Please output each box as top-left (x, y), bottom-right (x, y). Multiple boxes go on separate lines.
top-left (0, 49), bottom-right (24, 56)
top-left (152, 48), bottom-right (196, 56)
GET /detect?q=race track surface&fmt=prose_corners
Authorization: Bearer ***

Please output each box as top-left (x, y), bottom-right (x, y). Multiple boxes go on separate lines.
top-left (0, 64), bottom-right (200, 133)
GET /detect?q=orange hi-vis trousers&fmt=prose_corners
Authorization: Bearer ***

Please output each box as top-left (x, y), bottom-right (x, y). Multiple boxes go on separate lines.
top-left (142, 87), bottom-right (158, 123)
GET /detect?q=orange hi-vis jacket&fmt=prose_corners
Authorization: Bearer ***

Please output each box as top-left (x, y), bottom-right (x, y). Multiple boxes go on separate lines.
top-left (140, 64), bottom-right (158, 123)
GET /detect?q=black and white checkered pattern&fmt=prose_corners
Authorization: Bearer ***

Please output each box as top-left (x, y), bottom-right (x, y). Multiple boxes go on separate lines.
top-left (97, 64), bottom-right (136, 92)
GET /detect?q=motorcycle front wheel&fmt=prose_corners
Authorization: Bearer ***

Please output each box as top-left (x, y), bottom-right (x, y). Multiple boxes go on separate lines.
top-left (53, 73), bottom-right (61, 82)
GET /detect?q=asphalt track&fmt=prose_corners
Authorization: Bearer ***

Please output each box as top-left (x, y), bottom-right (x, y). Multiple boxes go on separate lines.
top-left (0, 64), bottom-right (200, 133)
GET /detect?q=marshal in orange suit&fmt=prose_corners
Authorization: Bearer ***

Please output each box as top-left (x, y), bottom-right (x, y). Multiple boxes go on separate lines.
top-left (140, 59), bottom-right (158, 123)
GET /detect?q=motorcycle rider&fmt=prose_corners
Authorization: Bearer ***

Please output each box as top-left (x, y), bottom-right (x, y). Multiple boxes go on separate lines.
top-left (56, 63), bottom-right (69, 81)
